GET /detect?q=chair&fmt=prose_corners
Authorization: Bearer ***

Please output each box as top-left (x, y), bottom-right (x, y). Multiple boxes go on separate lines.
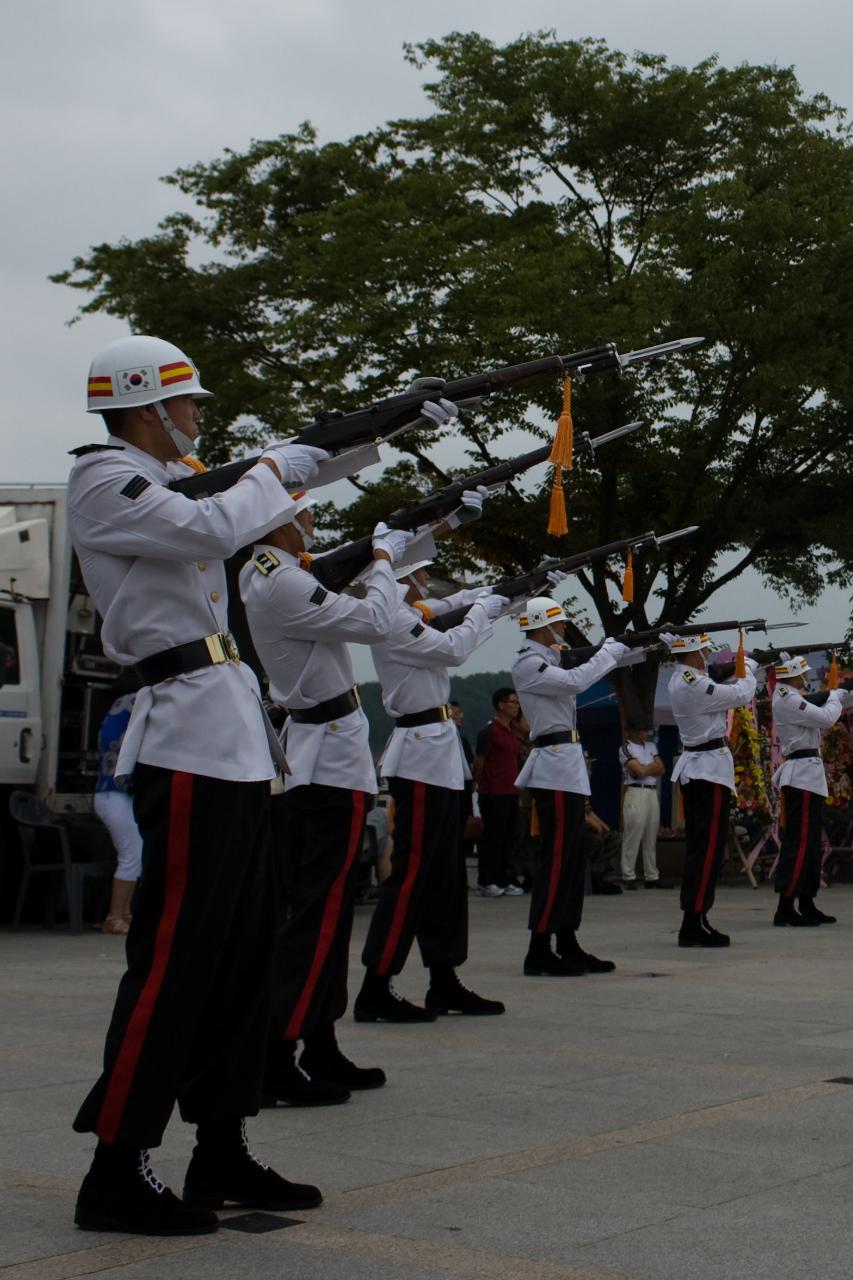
top-left (9, 791), bottom-right (114, 933)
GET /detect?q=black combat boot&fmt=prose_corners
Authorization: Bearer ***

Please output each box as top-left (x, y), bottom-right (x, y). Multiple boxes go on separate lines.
top-left (678, 911), bottom-right (730, 947)
top-left (425, 964), bottom-right (506, 1015)
top-left (353, 972), bottom-right (437, 1023)
top-left (556, 930), bottom-right (616, 973)
top-left (773, 896), bottom-right (815, 927)
top-left (183, 1118), bottom-right (322, 1211)
top-left (75, 1143), bottom-right (218, 1236)
top-left (261, 1037), bottom-right (351, 1107)
top-left (523, 932), bottom-right (586, 976)
top-left (798, 896), bottom-right (836, 924)
top-left (300, 1023), bottom-right (386, 1090)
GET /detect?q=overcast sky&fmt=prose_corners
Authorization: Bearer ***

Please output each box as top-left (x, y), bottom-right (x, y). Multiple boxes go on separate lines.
top-left (2, 0), bottom-right (850, 669)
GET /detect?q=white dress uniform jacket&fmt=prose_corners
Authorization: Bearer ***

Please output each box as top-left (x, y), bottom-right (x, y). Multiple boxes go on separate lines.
top-left (772, 684), bottom-right (846, 797)
top-left (619, 739), bottom-right (660, 786)
top-left (513, 641), bottom-right (621, 794)
top-left (372, 591), bottom-right (493, 791)
top-left (669, 661), bottom-right (757, 790)
top-left (239, 548), bottom-right (398, 793)
top-left (68, 438), bottom-right (297, 782)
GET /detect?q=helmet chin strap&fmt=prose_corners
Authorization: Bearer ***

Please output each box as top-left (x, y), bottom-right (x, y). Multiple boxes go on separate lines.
top-left (152, 400), bottom-right (195, 459)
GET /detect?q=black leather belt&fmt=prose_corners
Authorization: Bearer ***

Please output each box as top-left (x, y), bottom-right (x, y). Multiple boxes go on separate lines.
top-left (625, 782), bottom-right (655, 787)
top-left (287, 688), bottom-right (361, 725)
top-left (786, 748), bottom-right (821, 760)
top-left (684, 737), bottom-right (726, 752)
top-left (396, 704), bottom-right (452, 728)
top-left (135, 632), bottom-right (239, 685)
top-left (532, 730), bottom-right (581, 748)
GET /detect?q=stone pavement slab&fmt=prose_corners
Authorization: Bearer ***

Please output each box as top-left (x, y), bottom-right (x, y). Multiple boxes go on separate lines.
top-left (2, 883), bottom-right (853, 1279)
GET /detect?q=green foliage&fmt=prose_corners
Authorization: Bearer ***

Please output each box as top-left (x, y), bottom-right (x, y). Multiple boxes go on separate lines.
top-left (53, 33), bottom-right (853, 713)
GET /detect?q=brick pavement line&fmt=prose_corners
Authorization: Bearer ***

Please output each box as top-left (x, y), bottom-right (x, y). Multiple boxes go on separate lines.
top-left (0, 1079), bottom-right (840, 1280)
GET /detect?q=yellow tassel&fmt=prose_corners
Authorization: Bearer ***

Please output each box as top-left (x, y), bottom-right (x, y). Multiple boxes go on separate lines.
top-left (530, 800), bottom-right (540, 837)
top-left (547, 465), bottom-right (569, 536)
top-left (735, 629), bottom-right (746, 678)
top-left (180, 455), bottom-right (208, 473)
top-left (827, 650), bottom-right (840, 689)
top-left (549, 375), bottom-right (574, 468)
top-left (297, 551), bottom-right (314, 573)
top-left (413, 600), bottom-right (434, 623)
top-left (622, 548), bottom-right (634, 603)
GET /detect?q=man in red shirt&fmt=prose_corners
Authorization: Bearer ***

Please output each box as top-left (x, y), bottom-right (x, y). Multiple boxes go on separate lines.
top-left (472, 688), bottom-right (524, 897)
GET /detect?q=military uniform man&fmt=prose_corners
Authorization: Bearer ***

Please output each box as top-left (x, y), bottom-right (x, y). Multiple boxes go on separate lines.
top-left (69, 335), bottom-right (328, 1235)
top-left (354, 559), bottom-right (507, 1021)
top-left (667, 633), bottom-right (757, 947)
top-left (239, 491), bottom-right (415, 1102)
top-left (771, 653), bottom-right (849, 926)
top-left (512, 596), bottom-right (634, 975)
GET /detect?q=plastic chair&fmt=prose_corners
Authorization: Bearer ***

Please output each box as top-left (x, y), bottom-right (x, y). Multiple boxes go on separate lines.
top-left (9, 791), bottom-right (114, 933)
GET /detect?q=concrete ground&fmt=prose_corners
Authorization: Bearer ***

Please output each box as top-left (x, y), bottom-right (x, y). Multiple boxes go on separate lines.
top-left (2, 881), bottom-right (853, 1280)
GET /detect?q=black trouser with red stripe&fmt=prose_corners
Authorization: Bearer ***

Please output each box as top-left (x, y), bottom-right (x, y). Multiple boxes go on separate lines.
top-left (272, 784), bottom-right (368, 1040)
top-left (775, 786), bottom-right (823, 900)
top-left (361, 778), bottom-right (467, 976)
top-left (680, 779), bottom-right (731, 914)
top-left (478, 793), bottom-right (520, 888)
top-left (528, 789), bottom-right (586, 934)
top-left (73, 766), bottom-right (274, 1150)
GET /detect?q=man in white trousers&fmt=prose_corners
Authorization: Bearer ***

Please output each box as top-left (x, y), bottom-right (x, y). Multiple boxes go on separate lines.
top-left (619, 723), bottom-right (666, 888)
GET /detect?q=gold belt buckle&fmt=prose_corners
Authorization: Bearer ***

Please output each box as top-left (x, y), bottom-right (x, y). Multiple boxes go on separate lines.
top-left (352, 684), bottom-right (361, 707)
top-left (439, 704), bottom-right (450, 721)
top-left (204, 633), bottom-right (227, 664)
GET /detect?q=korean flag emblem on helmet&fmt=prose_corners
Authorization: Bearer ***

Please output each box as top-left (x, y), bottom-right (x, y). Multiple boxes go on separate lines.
top-left (119, 367), bottom-right (154, 395)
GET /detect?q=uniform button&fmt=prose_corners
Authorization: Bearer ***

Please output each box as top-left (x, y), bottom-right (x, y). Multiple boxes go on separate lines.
top-left (329, 722), bottom-right (339, 732)
top-left (210, 591), bottom-right (220, 602)
top-left (197, 562), bottom-right (206, 571)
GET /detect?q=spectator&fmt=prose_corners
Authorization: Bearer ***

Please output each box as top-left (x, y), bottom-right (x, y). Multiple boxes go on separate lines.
top-left (472, 688), bottom-right (524, 897)
top-left (619, 722), bottom-right (667, 888)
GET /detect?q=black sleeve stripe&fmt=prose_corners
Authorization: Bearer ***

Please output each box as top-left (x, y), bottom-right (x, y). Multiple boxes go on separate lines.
top-left (538, 662), bottom-right (548, 672)
top-left (309, 585), bottom-right (328, 606)
top-left (410, 623), bottom-right (425, 637)
top-left (119, 475), bottom-right (151, 500)
top-left (705, 684), bottom-right (715, 695)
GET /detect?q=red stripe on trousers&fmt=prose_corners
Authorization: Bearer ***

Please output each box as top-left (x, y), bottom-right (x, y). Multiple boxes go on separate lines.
top-left (97, 771), bottom-right (193, 1144)
top-left (536, 791), bottom-right (565, 933)
top-left (785, 791), bottom-right (811, 899)
top-left (693, 784), bottom-right (722, 914)
top-left (376, 781), bottom-right (425, 975)
top-left (284, 790), bottom-right (367, 1040)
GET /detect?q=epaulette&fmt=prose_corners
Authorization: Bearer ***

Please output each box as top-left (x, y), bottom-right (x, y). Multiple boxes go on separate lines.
top-left (69, 444), bottom-right (125, 456)
top-left (681, 670), bottom-right (697, 684)
top-left (253, 550), bottom-right (281, 577)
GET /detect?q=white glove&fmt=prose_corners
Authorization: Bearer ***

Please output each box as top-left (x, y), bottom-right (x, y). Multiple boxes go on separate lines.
top-left (745, 656), bottom-right (759, 674)
top-left (421, 398), bottom-right (459, 427)
top-left (546, 568), bottom-right (570, 586)
top-left (460, 485), bottom-right (489, 515)
top-left (262, 444), bottom-right (331, 487)
top-left (601, 637), bottom-right (631, 661)
top-left (372, 522), bottom-right (414, 565)
top-left (659, 631), bottom-right (680, 648)
top-left (458, 587), bottom-right (491, 604)
top-left (475, 593), bottom-right (510, 621)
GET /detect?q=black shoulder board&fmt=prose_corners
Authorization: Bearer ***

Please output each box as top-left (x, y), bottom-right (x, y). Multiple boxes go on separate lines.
top-left (705, 684), bottom-right (715, 695)
top-left (252, 550), bottom-right (281, 577)
top-left (309, 585), bottom-right (328, 606)
top-left (119, 475), bottom-right (151, 501)
top-left (410, 622), bottom-right (425, 638)
top-left (69, 443), bottom-right (125, 456)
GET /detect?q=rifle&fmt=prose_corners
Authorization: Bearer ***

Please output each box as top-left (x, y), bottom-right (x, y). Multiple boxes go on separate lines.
top-left (429, 526), bottom-right (698, 634)
top-left (301, 421), bottom-right (645, 593)
top-left (708, 640), bottom-right (844, 684)
top-left (168, 336), bottom-right (704, 500)
top-left (557, 618), bottom-right (772, 666)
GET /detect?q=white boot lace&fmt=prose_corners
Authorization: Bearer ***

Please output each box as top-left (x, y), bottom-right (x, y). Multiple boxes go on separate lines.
top-left (240, 1118), bottom-right (269, 1170)
top-left (137, 1150), bottom-right (165, 1195)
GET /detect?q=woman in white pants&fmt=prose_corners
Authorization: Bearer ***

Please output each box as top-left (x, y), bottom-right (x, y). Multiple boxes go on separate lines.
top-left (93, 687), bottom-right (142, 933)
top-left (619, 725), bottom-right (665, 887)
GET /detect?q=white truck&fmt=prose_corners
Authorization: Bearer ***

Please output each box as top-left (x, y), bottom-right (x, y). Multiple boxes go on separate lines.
top-left (0, 485), bottom-right (116, 812)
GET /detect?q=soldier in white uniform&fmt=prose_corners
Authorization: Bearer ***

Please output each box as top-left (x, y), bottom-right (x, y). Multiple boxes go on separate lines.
top-left (666, 633), bottom-right (757, 947)
top-left (70, 335), bottom-right (328, 1236)
top-left (619, 723), bottom-right (665, 887)
top-left (239, 491), bottom-right (415, 1101)
top-left (354, 559), bottom-right (508, 1021)
top-left (771, 653), bottom-right (850, 926)
top-left (511, 596), bottom-right (633, 975)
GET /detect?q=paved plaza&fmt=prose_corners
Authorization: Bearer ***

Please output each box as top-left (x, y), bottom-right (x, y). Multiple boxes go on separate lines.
top-left (2, 882), bottom-right (853, 1280)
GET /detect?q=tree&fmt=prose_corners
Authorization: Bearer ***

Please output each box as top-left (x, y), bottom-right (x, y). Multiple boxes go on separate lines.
top-left (53, 33), bottom-right (853, 722)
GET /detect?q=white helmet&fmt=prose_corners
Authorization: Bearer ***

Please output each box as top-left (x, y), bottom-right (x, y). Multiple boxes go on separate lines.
top-left (86, 335), bottom-right (213, 412)
top-left (395, 558), bottom-right (432, 582)
top-left (668, 633), bottom-right (712, 655)
top-left (289, 490), bottom-right (315, 518)
top-left (774, 653), bottom-right (811, 680)
top-left (518, 596), bottom-right (568, 630)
